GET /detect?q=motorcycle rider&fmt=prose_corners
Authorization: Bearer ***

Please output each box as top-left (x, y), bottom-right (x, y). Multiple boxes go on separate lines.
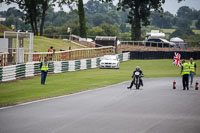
top-left (127, 66), bottom-right (144, 89)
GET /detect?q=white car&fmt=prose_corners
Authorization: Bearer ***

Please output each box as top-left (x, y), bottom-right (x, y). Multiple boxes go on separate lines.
top-left (100, 55), bottom-right (120, 69)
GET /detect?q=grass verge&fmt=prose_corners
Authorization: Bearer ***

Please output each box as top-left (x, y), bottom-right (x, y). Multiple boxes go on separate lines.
top-left (0, 59), bottom-right (199, 106)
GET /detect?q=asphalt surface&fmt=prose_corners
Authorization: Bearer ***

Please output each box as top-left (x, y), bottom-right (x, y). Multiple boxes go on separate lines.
top-left (0, 77), bottom-right (200, 133)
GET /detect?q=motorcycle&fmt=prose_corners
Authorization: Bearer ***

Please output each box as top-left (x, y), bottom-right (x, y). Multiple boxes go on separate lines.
top-left (134, 71), bottom-right (142, 89)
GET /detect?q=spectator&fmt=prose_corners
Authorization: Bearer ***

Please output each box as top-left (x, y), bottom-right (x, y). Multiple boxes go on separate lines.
top-left (48, 46), bottom-right (55, 61)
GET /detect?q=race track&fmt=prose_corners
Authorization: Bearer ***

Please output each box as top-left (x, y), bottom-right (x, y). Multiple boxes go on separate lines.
top-left (0, 77), bottom-right (200, 133)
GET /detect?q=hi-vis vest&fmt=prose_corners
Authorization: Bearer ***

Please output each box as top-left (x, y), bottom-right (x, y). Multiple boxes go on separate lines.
top-left (181, 63), bottom-right (190, 76)
top-left (188, 62), bottom-right (195, 72)
top-left (41, 62), bottom-right (48, 71)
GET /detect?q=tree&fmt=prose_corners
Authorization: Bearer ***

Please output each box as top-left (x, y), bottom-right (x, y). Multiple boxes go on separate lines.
top-left (40, 0), bottom-right (53, 36)
top-left (0, 7), bottom-right (30, 31)
top-left (58, 0), bottom-right (87, 37)
top-left (100, 22), bottom-right (119, 36)
top-left (107, 10), bottom-right (121, 25)
top-left (3, 0), bottom-right (57, 35)
top-left (90, 13), bottom-right (113, 26)
top-left (88, 27), bottom-right (106, 36)
top-left (84, 0), bottom-right (116, 14)
top-left (88, 22), bottom-right (119, 36)
top-left (72, 0), bottom-right (118, 37)
top-left (78, 0), bottom-right (87, 38)
top-left (175, 17), bottom-right (191, 29)
top-left (119, 23), bottom-right (130, 33)
top-left (117, 0), bottom-right (185, 40)
top-left (177, 6), bottom-right (194, 20)
top-left (5, 7), bottom-right (24, 17)
top-left (117, 0), bottom-right (165, 40)
top-left (119, 32), bottom-right (131, 40)
top-left (150, 11), bottom-right (174, 28)
top-left (196, 19), bottom-right (200, 30)
top-left (44, 20), bottom-right (80, 36)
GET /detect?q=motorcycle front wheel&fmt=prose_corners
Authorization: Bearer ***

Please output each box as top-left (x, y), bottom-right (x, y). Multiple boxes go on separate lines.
top-left (135, 78), bottom-right (140, 89)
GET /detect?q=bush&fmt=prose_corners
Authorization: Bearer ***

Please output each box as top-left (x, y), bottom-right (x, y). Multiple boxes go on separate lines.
top-left (88, 22), bottom-right (119, 37)
top-left (118, 32), bottom-right (131, 41)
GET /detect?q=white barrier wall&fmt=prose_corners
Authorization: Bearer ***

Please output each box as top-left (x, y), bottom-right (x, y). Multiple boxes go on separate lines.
top-left (0, 52), bottom-right (130, 82)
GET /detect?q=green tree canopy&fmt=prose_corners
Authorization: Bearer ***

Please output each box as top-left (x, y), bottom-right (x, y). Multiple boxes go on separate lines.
top-left (88, 22), bottom-right (119, 36)
top-left (84, 0), bottom-right (116, 14)
top-left (175, 17), bottom-right (192, 29)
top-left (150, 11), bottom-right (174, 29)
top-left (195, 19), bottom-right (200, 29)
top-left (3, 0), bottom-right (58, 35)
top-left (177, 6), bottom-right (194, 20)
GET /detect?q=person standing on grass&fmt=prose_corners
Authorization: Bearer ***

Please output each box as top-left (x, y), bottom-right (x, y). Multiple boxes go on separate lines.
top-left (188, 58), bottom-right (197, 87)
top-left (181, 59), bottom-right (190, 90)
top-left (40, 57), bottom-right (49, 85)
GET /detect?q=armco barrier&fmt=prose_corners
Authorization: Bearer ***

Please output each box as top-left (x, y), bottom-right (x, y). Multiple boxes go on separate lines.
top-left (0, 52), bottom-right (130, 82)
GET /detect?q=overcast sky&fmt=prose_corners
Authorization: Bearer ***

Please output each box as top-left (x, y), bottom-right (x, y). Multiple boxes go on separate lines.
top-left (162, 0), bottom-right (200, 14)
top-left (0, 0), bottom-right (200, 15)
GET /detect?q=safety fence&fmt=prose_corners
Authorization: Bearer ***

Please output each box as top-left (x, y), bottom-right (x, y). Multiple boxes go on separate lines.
top-left (0, 46), bottom-right (114, 67)
top-left (0, 52), bottom-right (130, 82)
top-left (27, 46), bottom-right (114, 62)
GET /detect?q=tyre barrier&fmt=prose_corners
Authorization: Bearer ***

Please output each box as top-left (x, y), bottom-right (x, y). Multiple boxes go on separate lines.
top-left (0, 52), bottom-right (130, 82)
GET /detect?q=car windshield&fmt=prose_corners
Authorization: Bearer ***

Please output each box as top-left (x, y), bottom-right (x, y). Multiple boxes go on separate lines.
top-left (103, 55), bottom-right (118, 60)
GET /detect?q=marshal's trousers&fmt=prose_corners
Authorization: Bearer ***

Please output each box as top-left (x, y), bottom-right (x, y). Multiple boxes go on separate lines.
top-left (182, 74), bottom-right (189, 90)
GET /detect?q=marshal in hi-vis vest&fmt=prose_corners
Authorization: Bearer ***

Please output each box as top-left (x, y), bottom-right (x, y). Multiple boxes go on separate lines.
top-left (181, 63), bottom-right (190, 76)
top-left (41, 62), bottom-right (48, 71)
top-left (188, 62), bottom-right (195, 72)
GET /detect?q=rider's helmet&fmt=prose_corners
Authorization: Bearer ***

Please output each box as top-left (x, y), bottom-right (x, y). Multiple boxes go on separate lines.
top-left (136, 66), bottom-right (140, 71)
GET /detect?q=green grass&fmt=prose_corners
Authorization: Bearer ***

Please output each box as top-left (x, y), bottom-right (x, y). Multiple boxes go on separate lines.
top-left (162, 29), bottom-right (176, 34)
top-left (0, 59), bottom-right (199, 106)
top-left (0, 27), bottom-right (83, 52)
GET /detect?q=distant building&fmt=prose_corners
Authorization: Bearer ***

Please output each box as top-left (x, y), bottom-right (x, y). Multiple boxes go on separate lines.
top-left (95, 36), bottom-right (117, 47)
top-left (95, 36), bottom-right (118, 53)
top-left (146, 30), bottom-right (165, 39)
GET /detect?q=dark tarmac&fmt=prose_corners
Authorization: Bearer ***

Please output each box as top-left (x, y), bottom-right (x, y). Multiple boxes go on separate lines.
top-left (0, 77), bottom-right (200, 133)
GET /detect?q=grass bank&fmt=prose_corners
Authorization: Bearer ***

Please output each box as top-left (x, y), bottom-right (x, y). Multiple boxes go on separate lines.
top-left (33, 36), bottom-right (83, 52)
top-left (0, 59), bottom-right (199, 106)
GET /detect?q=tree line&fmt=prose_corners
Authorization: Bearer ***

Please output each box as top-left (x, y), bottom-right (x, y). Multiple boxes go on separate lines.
top-left (1, 0), bottom-right (200, 41)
